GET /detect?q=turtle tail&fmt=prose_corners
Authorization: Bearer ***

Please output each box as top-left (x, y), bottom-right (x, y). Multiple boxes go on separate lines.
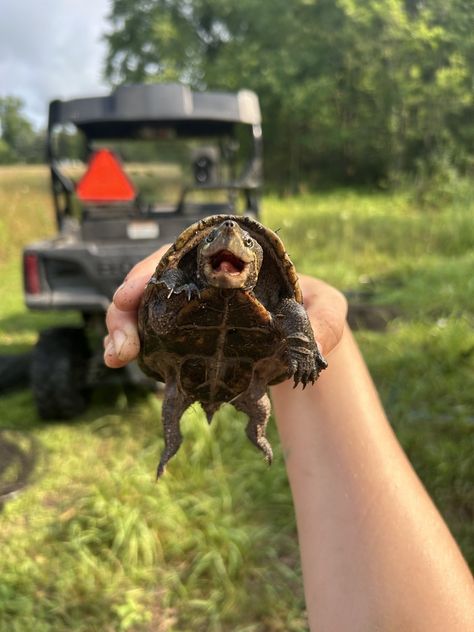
top-left (202, 402), bottom-right (221, 425)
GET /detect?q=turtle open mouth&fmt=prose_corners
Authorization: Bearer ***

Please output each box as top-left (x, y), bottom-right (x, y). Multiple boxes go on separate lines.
top-left (210, 250), bottom-right (246, 275)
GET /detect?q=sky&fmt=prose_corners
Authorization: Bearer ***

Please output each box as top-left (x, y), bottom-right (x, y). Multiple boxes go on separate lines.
top-left (0, 0), bottom-right (111, 129)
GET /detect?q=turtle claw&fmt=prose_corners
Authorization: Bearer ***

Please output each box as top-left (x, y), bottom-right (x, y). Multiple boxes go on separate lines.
top-left (156, 462), bottom-right (166, 480)
top-left (166, 282), bottom-right (200, 301)
top-left (262, 442), bottom-right (273, 465)
top-left (156, 451), bottom-right (172, 480)
top-left (289, 346), bottom-right (327, 389)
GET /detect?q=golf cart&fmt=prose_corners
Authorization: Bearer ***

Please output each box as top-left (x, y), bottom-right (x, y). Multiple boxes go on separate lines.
top-left (23, 83), bottom-right (263, 419)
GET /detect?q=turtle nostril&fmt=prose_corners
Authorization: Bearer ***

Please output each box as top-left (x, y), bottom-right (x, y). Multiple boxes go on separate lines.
top-left (223, 220), bottom-right (235, 228)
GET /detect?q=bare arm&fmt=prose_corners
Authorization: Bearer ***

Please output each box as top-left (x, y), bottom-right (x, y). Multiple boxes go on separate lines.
top-left (272, 278), bottom-right (474, 631)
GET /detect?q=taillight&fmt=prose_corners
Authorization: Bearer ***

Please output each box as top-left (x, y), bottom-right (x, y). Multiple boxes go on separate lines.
top-left (24, 254), bottom-right (42, 294)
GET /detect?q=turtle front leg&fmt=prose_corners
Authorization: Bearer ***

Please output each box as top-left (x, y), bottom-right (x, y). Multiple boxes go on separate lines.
top-left (157, 379), bottom-right (192, 478)
top-left (275, 298), bottom-right (328, 388)
top-left (234, 388), bottom-right (273, 465)
top-left (150, 268), bottom-right (200, 301)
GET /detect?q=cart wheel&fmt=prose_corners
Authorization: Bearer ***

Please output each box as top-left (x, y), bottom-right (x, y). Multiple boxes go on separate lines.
top-left (31, 327), bottom-right (91, 420)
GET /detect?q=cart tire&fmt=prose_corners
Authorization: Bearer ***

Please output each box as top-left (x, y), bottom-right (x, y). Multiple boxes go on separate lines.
top-left (31, 328), bottom-right (90, 420)
top-left (0, 353), bottom-right (32, 393)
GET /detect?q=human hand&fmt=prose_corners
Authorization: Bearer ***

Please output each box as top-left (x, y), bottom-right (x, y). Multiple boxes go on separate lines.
top-left (103, 249), bottom-right (347, 368)
top-left (297, 275), bottom-right (347, 357)
top-left (103, 245), bottom-right (170, 368)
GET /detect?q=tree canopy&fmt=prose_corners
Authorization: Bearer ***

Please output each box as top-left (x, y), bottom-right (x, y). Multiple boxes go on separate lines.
top-left (0, 97), bottom-right (44, 164)
top-left (104, 0), bottom-right (474, 187)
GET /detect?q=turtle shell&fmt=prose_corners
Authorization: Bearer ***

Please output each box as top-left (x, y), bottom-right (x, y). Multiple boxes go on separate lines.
top-left (138, 215), bottom-right (302, 402)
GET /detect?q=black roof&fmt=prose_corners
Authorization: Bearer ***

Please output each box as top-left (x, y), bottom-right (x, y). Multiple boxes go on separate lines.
top-left (48, 83), bottom-right (261, 138)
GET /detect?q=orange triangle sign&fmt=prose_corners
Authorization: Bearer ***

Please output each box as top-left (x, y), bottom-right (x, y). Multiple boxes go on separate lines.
top-left (76, 149), bottom-right (136, 203)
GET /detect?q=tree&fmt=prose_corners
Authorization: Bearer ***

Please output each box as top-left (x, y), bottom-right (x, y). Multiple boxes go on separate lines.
top-left (0, 97), bottom-right (44, 164)
top-left (104, 0), bottom-right (474, 187)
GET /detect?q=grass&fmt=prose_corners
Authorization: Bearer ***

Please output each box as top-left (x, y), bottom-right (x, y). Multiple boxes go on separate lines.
top-left (0, 166), bottom-right (473, 631)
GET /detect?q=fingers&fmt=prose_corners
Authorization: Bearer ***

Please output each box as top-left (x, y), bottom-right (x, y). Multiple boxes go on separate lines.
top-left (104, 303), bottom-right (141, 367)
top-left (103, 244), bottom-right (170, 368)
top-left (298, 274), bottom-right (348, 357)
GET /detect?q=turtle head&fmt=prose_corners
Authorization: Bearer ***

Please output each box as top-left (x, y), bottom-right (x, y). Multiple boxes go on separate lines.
top-left (197, 219), bottom-right (263, 289)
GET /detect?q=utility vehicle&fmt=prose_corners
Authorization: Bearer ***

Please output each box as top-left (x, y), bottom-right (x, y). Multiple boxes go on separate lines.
top-left (23, 83), bottom-right (263, 419)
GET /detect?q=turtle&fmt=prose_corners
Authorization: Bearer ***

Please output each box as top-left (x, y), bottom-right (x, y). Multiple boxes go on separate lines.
top-left (137, 214), bottom-right (327, 477)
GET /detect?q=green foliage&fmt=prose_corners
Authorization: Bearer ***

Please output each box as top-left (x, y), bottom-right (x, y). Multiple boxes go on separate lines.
top-left (0, 166), bottom-right (473, 629)
top-left (104, 0), bottom-right (474, 187)
top-left (0, 97), bottom-right (45, 164)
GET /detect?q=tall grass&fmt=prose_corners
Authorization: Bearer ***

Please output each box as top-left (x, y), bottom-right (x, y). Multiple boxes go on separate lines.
top-left (0, 167), bottom-right (473, 630)
top-left (0, 166), bottom-right (55, 265)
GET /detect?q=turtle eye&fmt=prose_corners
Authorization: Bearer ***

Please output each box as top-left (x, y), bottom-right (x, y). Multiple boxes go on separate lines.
top-left (244, 236), bottom-right (254, 248)
top-left (205, 232), bottom-right (215, 243)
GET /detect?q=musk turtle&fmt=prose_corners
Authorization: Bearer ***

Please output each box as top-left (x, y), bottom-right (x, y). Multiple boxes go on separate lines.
top-left (138, 215), bottom-right (327, 477)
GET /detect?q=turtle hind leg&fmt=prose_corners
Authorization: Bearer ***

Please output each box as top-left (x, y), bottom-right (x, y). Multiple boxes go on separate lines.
top-left (157, 380), bottom-right (191, 479)
top-left (234, 390), bottom-right (273, 465)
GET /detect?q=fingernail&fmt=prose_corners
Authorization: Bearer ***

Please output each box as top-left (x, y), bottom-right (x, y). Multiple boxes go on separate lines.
top-left (104, 339), bottom-right (116, 359)
top-left (112, 329), bottom-right (126, 358)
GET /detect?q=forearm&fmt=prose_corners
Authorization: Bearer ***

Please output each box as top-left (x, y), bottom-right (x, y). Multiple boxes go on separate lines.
top-left (271, 326), bottom-right (474, 632)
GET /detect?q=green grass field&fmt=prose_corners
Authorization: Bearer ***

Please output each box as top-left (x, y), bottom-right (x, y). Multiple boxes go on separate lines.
top-left (0, 166), bottom-right (473, 631)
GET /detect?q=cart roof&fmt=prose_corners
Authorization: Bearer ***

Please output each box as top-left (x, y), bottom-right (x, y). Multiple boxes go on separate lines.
top-left (48, 84), bottom-right (261, 138)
